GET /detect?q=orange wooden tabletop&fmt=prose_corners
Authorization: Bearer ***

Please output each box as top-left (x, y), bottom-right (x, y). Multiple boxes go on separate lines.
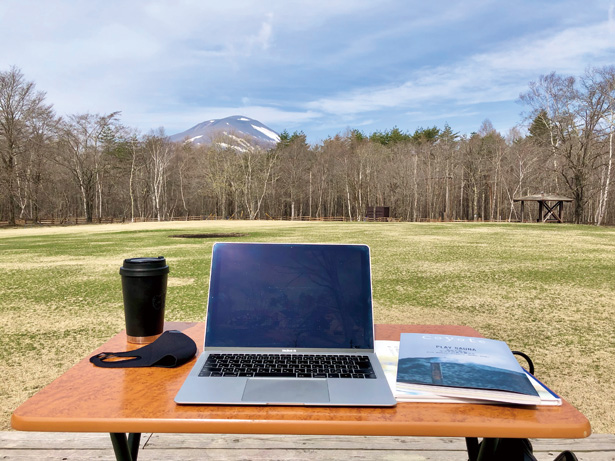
top-left (11, 322), bottom-right (591, 439)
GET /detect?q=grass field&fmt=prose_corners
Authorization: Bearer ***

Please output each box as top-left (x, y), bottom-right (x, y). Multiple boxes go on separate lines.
top-left (1, 220), bottom-right (614, 433)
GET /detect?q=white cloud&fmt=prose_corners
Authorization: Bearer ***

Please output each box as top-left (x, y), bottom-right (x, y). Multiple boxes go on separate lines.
top-left (126, 105), bottom-right (322, 135)
top-left (306, 18), bottom-right (615, 116)
top-left (473, 22), bottom-right (615, 75)
top-left (405, 109), bottom-right (481, 122)
top-left (249, 14), bottom-right (274, 52)
top-left (2, 0), bottom-right (613, 142)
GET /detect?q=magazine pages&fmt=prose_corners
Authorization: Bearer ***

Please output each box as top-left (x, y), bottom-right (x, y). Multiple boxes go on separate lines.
top-left (375, 338), bottom-right (561, 406)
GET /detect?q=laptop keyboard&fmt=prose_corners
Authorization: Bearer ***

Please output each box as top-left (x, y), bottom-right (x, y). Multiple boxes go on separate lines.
top-left (199, 353), bottom-right (377, 379)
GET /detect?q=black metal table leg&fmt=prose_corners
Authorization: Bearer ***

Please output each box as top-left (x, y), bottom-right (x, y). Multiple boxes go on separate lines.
top-left (128, 433), bottom-right (141, 459)
top-left (476, 437), bottom-right (500, 460)
top-left (468, 437), bottom-right (536, 461)
top-left (466, 437), bottom-right (480, 461)
top-left (110, 433), bottom-right (141, 461)
top-left (466, 437), bottom-right (500, 461)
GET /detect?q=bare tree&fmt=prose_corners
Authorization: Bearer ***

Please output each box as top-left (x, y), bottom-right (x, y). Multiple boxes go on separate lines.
top-left (240, 146), bottom-right (279, 220)
top-left (595, 67), bottom-right (615, 226)
top-left (55, 112), bottom-right (121, 222)
top-left (276, 131), bottom-right (311, 219)
top-left (143, 128), bottom-right (174, 221)
top-left (0, 67), bottom-right (54, 225)
top-left (521, 70), bottom-right (609, 223)
top-left (118, 129), bottom-right (143, 222)
top-left (20, 106), bottom-right (58, 221)
top-left (202, 143), bottom-right (237, 218)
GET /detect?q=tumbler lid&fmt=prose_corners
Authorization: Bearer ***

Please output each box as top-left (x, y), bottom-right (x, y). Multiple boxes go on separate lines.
top-left (120, 256), bottom-right (169, 276)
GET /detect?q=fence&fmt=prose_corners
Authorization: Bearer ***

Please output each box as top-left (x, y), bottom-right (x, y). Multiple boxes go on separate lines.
top-left (1, 214), bottom-right (405, 227)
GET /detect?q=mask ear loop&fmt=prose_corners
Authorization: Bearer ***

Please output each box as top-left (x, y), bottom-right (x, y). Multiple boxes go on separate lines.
top-left (512, 351), bottom-right (534, 374)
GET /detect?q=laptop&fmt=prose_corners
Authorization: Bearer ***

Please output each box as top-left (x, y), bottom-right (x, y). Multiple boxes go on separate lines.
top-left (175, 242), bottom-right (397, 406)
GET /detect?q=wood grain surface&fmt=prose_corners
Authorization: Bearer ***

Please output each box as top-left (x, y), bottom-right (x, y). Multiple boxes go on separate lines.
top-left (11, 323), bottom-right (591, 439)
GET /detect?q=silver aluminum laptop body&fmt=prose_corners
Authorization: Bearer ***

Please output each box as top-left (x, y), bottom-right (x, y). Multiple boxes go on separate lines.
top-left (175, 242), bottom-right (396, 406)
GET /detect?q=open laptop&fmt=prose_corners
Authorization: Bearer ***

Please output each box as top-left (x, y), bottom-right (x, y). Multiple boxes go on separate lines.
top-left (175, 242), bottom-right (396, 406)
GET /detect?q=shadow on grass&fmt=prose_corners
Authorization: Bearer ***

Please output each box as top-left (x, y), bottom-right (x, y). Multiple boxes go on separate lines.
top-left (169, 233), bottom-right (248, 239)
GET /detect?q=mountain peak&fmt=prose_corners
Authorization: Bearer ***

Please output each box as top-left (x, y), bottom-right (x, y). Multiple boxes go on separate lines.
top-left (169, 116), bottom-right (280, 150)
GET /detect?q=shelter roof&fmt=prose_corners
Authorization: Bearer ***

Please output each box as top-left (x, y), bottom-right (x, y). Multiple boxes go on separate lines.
top-left (513, 194), bottom-right (573, 202)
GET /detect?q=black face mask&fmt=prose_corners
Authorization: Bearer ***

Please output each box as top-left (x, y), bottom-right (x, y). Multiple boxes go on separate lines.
top-left (90, 330), bottom-right (197, 368)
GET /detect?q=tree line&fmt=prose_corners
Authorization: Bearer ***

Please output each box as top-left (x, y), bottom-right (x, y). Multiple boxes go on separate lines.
top-left (1, 65), bottom-right (614, 226)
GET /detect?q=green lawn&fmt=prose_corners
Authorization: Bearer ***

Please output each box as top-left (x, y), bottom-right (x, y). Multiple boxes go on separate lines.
top-left (1, 220), bottom-right (614, 432)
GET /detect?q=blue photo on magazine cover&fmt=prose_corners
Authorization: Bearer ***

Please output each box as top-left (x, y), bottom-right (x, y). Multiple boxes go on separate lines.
top-left (396, 333), bottom-right (539, 397)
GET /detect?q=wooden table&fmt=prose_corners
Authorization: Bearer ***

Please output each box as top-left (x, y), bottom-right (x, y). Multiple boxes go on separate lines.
top-left (11, 322), bottom-right (591, 460)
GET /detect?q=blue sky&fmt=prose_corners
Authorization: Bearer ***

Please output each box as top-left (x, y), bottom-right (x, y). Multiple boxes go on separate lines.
top-left (1, 0), bottom-right (614, 143)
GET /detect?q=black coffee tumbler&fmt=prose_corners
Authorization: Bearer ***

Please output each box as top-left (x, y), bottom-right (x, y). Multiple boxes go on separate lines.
top-left (119, 256), bottom-right (169, 344)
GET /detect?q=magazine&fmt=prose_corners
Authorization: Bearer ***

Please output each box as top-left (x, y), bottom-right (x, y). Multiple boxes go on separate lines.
top-left (375, 337), bottom-right (561, 406)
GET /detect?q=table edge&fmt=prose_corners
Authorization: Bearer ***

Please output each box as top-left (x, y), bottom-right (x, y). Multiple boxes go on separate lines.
top-left (10, 323), bottom-right (592, 439)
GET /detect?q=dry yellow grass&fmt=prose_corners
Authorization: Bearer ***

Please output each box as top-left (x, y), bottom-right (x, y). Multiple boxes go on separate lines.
top-left (1, 220), bottom-right (614, 433)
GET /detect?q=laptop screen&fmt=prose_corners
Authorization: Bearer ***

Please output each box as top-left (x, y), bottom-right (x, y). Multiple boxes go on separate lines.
top-left (204, 243), bottom-right (374, 350)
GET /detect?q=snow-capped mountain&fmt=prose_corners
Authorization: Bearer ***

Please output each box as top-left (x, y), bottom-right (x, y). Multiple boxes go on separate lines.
top-left (169, 115), bottom-right (280, 151)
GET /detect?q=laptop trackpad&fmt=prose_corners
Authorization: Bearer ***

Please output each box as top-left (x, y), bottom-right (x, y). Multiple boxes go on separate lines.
top-left (242, 378), bottom-right (330, 404)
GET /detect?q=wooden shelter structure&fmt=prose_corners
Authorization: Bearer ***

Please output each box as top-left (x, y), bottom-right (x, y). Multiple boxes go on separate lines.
top-left (513, 194), bottom-right (573, 223)
top-left (365, 206), bottom-right (390, 221)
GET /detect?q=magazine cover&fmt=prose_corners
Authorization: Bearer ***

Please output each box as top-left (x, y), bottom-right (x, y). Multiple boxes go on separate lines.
top-left (375, 340), bottom-right (560, 405)
top-left (396, 333), bottom-right (541, 404)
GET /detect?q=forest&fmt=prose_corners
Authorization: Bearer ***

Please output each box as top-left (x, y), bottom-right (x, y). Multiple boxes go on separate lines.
top-left (1, 65), bottom-right (614, 226)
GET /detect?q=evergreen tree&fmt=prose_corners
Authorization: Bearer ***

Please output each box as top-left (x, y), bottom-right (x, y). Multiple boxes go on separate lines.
top-left (527, 110), bottom-right (552, 146)
top-left (438, 123), bottom-right (459, 144)
top-left (412, 126), bottom-right (440, 144)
